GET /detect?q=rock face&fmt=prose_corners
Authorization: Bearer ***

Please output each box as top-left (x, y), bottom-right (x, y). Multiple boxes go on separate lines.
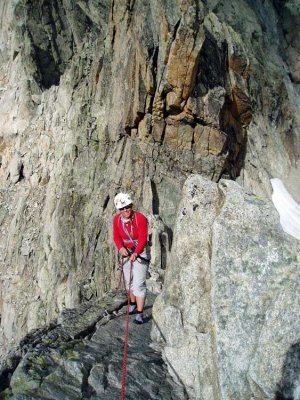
top-left (151, 175), bottom-right (300, 400)
top-left (0, 0), bottom-right (299, 372)
top-left (0, 291), bottom-right (186, 399)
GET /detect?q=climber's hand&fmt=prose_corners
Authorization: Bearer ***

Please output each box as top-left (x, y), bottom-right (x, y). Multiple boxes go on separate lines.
top-left (119, 247), bottom-right (129, 257)
top-left (129, 253), bottom-right (137, 262)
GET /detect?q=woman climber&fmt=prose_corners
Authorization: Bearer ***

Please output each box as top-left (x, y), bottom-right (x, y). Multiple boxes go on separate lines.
top-left (113, 192), bottom-right (150, 324)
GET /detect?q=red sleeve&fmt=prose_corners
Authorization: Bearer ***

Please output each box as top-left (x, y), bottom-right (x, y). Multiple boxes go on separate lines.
top-left (113, 214), bottom-right (124, 251)
top-left (134, 213), bottom-right (148, 255)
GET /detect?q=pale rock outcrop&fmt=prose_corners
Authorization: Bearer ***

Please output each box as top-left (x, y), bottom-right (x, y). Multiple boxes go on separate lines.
top-left (152, 175), bottom-right (300, 399)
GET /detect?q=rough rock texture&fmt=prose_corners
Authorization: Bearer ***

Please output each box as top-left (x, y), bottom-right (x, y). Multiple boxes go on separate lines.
top-left (0, 291), bottom-right (186, 399)
top-left (151, 175), bottom-right (300, 400)
top-left (0, 0), bottom-right (299, 362)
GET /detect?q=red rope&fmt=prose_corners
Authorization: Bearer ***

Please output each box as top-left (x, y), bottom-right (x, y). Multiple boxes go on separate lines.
top-left (120, 260), bottom-right (133, 400)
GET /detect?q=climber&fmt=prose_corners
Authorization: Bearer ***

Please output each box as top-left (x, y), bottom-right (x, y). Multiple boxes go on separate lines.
top-left (113, 192), bottom-right (150, 324)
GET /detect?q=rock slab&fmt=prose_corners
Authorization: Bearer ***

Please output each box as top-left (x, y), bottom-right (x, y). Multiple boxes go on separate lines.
top-left (0, 291), bottom-right (186, 399)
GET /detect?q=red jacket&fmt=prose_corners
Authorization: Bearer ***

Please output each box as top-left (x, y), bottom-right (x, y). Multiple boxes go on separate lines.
top-left (113, 211), bottom-right (148, 255)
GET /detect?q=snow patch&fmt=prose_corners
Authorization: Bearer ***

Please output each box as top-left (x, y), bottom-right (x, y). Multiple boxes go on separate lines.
top-left (271, 178), bottom-right (300, 241)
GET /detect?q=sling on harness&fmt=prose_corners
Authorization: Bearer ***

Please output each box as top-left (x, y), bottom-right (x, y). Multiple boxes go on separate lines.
top-left (121, 217), bottom-right (150, 263)
top-left (123, 247), bottom-right (150, 263)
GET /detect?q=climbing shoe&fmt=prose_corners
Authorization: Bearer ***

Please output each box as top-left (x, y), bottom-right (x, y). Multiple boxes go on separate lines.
top-left (134, 313), bottom-right (144, 324)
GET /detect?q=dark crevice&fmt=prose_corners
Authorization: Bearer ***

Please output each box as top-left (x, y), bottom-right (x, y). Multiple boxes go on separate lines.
top-left (102, 363), bottom-right (110, 391)
top-left (111, 0), bottom-right (115, 22)
top-left (165, 226), bottom-right (173, 251)
top-left (0, 353), bottom-right (22, 393)
top-left (150, 180), bottom-right (159, 214)
top-left (102, 195), bottom-right (110, 210)
top-left (133, 111), bottom-right (146, 129)
top-left (159, 232), bottom-right (168, 270)
top-left (111, 24), bottom-right (116, 46)
top-left (126, 0), bottom-right (135, 13)
top-left (172, 18), bottom-right (181, 42)
top-left (125, 0), bottom-right (135, 28)
top-left (82, 304), bottom-right (127, 342)
top-left (218, 93), bottom-right (248, 180)
top-left (191, 131), bottom-right (196, 156)
top-left (95, 57), bottom-right (103, 84)
top-left (151, 46), bottom-right (159, 92)
top-left (124, 126), bottom-right (132, 136)
top-left (194, 117), bottom-right (212, 127)
top-left (147, 46), bottom-right (159, 115)
top-left (148, 233), bottom-right (153, 247)
top-left (17, 164), bottom-right (25, 182)
top-left (288, 72), bottom-right (298, 84)
top-left (159, 121), bottom-right (167, 145)
top-left (193, 31), bottom-right (228, 98)
top-left (275, 342), bottom-right (300, 400)
top-left (81, 364), bottom-right (97, 398)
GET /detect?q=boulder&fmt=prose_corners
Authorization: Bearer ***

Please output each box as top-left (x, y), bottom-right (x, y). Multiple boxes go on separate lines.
top-left (152, 175), bottom-right (300, 399)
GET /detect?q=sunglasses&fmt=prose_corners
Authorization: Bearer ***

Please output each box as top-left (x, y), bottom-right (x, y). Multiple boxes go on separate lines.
top-left (119, 204), bottom-right (132, 211)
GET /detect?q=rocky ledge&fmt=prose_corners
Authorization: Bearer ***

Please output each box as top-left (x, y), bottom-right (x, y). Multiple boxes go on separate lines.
top-left (0, 292), bottom-right (185, 399)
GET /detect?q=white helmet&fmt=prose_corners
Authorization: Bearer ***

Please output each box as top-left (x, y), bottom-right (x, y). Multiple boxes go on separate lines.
top-left (114, 192), bottom-right (133, 210)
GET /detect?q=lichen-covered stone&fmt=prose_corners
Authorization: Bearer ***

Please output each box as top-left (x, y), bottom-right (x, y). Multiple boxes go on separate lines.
top-left (0, 292), bottom-right (186, 399)
top-left (152, 175), bottom-right (300, 399)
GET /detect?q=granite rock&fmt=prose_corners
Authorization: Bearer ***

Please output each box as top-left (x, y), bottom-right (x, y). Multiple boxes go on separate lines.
top-left (0, 0), bottom-right (299, 379)
top-left (152, 175), bottom-right (300, 399)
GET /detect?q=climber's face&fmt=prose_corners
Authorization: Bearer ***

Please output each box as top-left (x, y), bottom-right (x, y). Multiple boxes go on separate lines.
top-left (120, 204), bottom-right (133, 218)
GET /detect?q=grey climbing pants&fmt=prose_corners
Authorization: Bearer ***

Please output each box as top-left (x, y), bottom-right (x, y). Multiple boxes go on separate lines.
top-left (122, 252), bottom-right (149, 298)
